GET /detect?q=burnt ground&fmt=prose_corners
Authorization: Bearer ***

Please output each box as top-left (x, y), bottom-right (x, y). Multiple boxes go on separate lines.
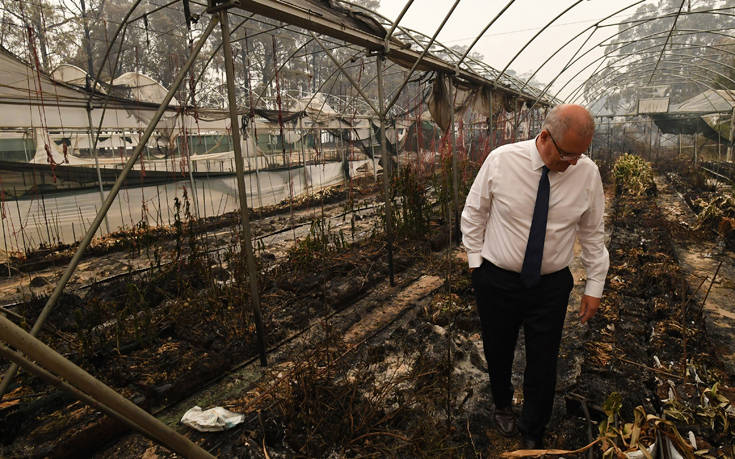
top-left (98, 184), bottom-right (733, 456)
top-left (655, 175), bottom-right (735, 376)
top-left (2, 168), bottom-right (735, 458)
top-left (0, 179), bottom-right (382, 304)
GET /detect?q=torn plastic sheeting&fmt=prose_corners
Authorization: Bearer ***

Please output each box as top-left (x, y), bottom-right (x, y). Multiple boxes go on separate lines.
top-left (427, 73), bottom-right (518, 132)
top-left (180, 406), bottom-right (245, 432)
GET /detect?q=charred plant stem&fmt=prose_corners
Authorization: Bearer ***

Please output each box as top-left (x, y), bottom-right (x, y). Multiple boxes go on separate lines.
top-left (697, 260), bottom-right (722, 321)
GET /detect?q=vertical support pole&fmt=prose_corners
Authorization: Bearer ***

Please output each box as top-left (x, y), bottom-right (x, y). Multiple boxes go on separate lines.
top-left (648, 118), bottom-right (653, 161)
top-left (370, 118), bottom-right (377, 181)
top-left (727, 107), bottom-right (735, 162)
top-left (182, 115), bottom-right (200, 218)
top-left (448, 76), bottom-right (459, 241)
top-left (0, 15), bottom-right (221, 398)
top-left (22, 130), bottom-right (30, 162)
top-left (377, 56), bottom-right (394, 286)
top-left (489, 92), bottom-right (494, 152)
top-left (679, 131), bottom-right (682, 158)
top-left (394, 121), bottom-right (399, 172)
top-left (86, 108), bottom-right (110, 234)
top-left (220, 9), bottom-right (267, 366)
top-left (694, 133), bottom-right (698, 164)
top-left (298, 116), bottom-right (308, 195)
top-left (250, 122), bottom-right (263, 208)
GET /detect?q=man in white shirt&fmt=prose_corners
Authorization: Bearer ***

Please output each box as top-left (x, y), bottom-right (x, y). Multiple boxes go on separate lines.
top-left (461, 104), bottom-right (609, 449)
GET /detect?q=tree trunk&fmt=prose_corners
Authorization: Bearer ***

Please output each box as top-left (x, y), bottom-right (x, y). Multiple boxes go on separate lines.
top-left (32, 5), bottom-right (50, 71)
top-left (81, 0), bottom-right (95, 88)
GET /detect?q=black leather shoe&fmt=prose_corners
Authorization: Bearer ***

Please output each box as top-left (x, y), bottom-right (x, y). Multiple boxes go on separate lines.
top-left (493, 406), bottom-right (517, 437)
top-left (521, 435), bottom-right (544, 449)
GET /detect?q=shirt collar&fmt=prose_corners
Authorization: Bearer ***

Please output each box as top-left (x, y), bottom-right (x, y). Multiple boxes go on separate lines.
top-left (530, 136), bottom-right (546, 171)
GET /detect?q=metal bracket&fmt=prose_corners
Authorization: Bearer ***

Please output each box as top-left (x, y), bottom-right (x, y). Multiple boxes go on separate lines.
top-left (207, 0), bottom-right (238, 14)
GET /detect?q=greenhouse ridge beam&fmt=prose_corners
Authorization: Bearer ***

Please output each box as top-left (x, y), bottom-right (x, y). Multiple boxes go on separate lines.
top-left (235, 0), bottom-right (552, 105)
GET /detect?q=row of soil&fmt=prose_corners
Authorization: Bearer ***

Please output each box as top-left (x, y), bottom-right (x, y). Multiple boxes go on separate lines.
top-left (9, 156), bottom-right (733, 457)
top-left (123, 158), bottom-right (734, 458)
top-left (564, 161), bottom-right (734, 456)
top-left (97, 248), bottom-right (498, 458)
top-left (0, 163), bottom-right (457, 457)
top-left (0, 224), bottom-right (449, 457)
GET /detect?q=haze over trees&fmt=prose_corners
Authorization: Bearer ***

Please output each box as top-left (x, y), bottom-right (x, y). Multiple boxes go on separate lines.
top-left (0, 0), bottom-right (413, 113)
top-left (583, 0), bottom-right (735, 109)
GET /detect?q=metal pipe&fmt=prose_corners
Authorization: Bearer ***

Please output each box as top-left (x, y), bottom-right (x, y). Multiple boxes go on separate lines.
top-left (577, 63), bottom-right (728, 104)
top-left (539, 17), bottom-right (713, 103)
top-left (597, 49), bottom-right (735, 76)
top-left (520, 1), bottom-right (645, 98)
top-left (456, 0), bottom-right (516, 69)
top-left (448, 76), bottom-right (459, 243)
top-left (0, 16), bottom-right (221, 398)
top-left (495, 0), bottom-right (584, 86)
top-left (573, 68), bottom-right (725, 109)
top-left (236, 0), bottom-right (554, 105)
top-left (727, 107), bottom-right (735, 162)
top-left (385, 0), bottom-right (415, 45)
top-left (557, 31), bottom-right (734, 104)
top-left (0, 343), bottom-right (150, 439)
top-left (377, 56), bottom-right (394, 286)
top-left (383, 0), bottom-right (461, 117)
top-left (86, 107), bottom-right (110, 234)
top-left (648, 0), bottom-right (688, 84)
top-left (130, 0), bottom-right (180, 23)
top-left (601, 25), bottom-right (735, 48)
top-left (568, 52), bottom-right (735, 104)
top-left (0, 316), bottom-right (216, 459)
top-left (220, 9), bottom-right (268, 367)
top-left (310, 32), bottom-right (380, 117)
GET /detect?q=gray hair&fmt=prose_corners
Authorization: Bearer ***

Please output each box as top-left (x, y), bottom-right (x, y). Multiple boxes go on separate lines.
top-left (541, 104), bottom-right (595, 141)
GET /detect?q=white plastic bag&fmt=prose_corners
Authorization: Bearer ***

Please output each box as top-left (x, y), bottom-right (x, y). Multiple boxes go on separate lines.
top-left (180, 405), bottom-right (245, 432)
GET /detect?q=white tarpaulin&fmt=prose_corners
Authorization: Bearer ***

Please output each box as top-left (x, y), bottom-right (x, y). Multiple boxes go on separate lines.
top-left (112, 72), bottom-right (178, 106)
top-left (671, 90), bottom-right (735, 113)
top-left (29, 129), bottom-right (87, 165)
top-left (638, 98), bottom-right (670, 114)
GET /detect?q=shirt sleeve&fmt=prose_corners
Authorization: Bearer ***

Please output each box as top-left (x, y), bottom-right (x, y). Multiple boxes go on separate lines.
top-left (577, 167), bottom-right (609, 298)
top-left (461, 153), bottom-right (495, 268)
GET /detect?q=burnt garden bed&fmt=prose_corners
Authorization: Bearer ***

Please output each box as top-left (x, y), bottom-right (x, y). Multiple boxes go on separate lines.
top-left (2, 156), bottom-right (734, 458)
top-left (0, 222), bottom-right (436, 457)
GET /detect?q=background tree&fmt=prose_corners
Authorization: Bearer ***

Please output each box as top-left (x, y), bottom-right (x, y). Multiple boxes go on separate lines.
top-left (583, 0), bottom-right (735, 108)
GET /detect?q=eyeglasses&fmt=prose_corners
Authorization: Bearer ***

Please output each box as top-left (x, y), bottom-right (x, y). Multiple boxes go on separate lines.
top-left (547, 130), bottom-right (585, 161)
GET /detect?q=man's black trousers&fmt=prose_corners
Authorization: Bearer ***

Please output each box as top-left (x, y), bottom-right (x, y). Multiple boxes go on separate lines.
top-left (472, 259), bottom-right (573, 440)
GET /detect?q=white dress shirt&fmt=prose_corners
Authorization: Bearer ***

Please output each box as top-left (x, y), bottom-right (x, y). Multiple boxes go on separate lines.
top-left (461, 138), bottom-right (609, 298)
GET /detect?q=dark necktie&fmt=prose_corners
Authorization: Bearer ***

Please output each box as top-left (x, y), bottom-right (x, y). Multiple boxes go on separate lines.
top-left (520, 165), bottom-right (550, 287)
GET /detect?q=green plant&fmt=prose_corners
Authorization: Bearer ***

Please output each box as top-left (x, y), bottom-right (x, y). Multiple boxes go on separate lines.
top-left (613, 154), bottom-right (655, 197)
